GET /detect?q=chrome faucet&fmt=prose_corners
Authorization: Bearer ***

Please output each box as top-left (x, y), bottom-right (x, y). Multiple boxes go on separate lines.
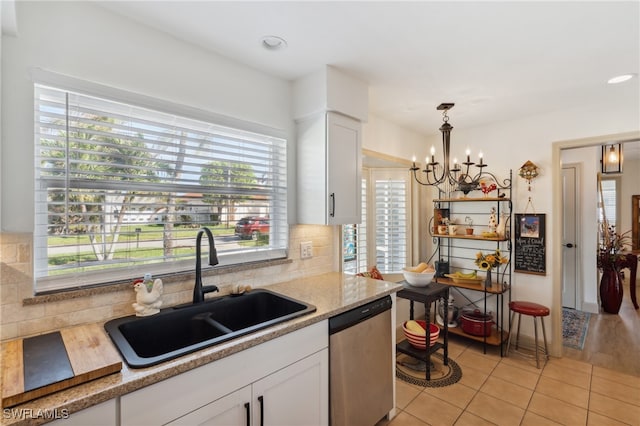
top-left (193, 227), bottom-right (219, 303)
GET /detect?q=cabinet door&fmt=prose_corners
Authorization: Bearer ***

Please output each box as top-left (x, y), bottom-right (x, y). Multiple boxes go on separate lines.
top-left (326, 112), bottom-right (361, 225)
top-left (49, 399), bottom-right (116, 426)
top-left (168, 386), bottom-right (252, 426)
top-left (252, 349), bottom-right (328, 426)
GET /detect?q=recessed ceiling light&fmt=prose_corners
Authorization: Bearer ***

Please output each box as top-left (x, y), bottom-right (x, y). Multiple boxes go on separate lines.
top-left (607, 74), bottom-right (636, 84)
top-left (261, 35), bottom-right (287, 51)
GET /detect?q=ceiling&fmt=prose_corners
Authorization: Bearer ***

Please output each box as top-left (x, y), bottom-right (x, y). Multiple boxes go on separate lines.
top-left (97, 1), bottom-right (639, 138)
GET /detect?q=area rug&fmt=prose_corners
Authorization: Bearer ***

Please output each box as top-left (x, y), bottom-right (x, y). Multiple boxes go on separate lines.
top-left (562, 308), bottom-right (591, 350)
top-left (396, 352), bottom-right (462, 388)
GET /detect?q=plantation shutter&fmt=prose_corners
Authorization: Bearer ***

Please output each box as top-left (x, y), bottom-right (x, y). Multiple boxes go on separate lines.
top-left (34, 83), bottom-right (288, 292)
top-left (373, 170), bottom-right (409, 274)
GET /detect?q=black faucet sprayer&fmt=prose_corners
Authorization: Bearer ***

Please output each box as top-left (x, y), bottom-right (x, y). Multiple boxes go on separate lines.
top-left (193, 227), bottom-right (220, 303)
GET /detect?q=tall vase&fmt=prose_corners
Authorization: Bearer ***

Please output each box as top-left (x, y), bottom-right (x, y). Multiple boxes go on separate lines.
top-left (484, 269), bottom-right (492, 289)
top-left (600, 268), bottom-right (623, 314)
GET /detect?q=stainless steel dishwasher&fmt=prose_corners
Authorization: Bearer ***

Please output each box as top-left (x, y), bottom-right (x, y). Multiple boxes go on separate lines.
top-left (329, 296), bottom-right (393, 426)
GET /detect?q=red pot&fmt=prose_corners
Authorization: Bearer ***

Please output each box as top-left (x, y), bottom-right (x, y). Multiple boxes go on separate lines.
top-left (460, 310), bottom-right (493, 336)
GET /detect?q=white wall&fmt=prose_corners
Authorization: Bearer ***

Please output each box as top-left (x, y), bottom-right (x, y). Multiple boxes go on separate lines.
top-left (362, 113), bottom-right (426, 160)
top-left (1, 1), bottom-right (293, 232)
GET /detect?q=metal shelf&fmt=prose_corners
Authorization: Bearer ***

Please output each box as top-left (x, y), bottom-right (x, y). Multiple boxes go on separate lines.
top-left (447, 326), bottom-right (508, 346)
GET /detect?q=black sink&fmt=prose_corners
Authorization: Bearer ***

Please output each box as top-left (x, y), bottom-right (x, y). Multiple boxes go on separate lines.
top-left (104, 289), bottom-right (315, 368)
top-left (208, 290), bottom-right (313, 331)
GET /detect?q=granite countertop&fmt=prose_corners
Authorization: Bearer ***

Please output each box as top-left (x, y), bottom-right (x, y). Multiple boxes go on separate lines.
top-left (2, 272), bottom-right (402, 426)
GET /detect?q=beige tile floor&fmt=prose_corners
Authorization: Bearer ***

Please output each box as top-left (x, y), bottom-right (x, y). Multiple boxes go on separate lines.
top-left (381, 279), bottom-right (640, 426)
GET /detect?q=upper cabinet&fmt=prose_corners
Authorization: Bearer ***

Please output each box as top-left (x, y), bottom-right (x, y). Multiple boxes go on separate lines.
top-left (294, 66), bottom-right (368, 225)
top-left (297, 112), bottom-right (362, 225)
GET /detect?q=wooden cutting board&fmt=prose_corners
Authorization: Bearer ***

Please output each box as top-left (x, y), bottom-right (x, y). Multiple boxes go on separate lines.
top-left (1, 323), bottom-right (122, 408)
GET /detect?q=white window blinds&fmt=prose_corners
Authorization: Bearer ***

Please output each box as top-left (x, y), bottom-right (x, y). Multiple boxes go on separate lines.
top-left (374, 170), bottom-right (409, 274)
top-left (344, 169), bottom-right (409, 275)
top-left (35, 84), bottom-right (288, 292)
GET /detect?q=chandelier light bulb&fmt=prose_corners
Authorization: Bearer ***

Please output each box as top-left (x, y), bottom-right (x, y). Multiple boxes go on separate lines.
top-left (409, 102), bottom-right (504, 194)
top-left (608, 146), bottom-right (618, 163)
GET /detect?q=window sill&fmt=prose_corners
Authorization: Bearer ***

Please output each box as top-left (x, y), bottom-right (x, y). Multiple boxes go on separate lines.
top-left (24, 258), bottom-right (292, 306)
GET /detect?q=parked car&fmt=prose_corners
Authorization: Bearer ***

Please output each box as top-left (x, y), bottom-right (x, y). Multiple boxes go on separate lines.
top-left (234, 217), bottom-right (269, 240)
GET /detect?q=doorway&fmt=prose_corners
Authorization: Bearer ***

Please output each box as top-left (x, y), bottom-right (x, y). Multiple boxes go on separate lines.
top-left (552, 131), bottom-right (640, 357)
top-left (562, 164), bottom-right (580, 309)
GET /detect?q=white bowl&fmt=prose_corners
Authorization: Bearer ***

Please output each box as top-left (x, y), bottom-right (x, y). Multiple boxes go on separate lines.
top-left (402, 268), bottom-right (436, 287)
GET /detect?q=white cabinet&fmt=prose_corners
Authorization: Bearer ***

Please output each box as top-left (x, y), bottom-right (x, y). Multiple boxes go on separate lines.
top-left (252, 350), bottom-right (327, 425)
top-left (171, 350), bottom-right (328, 426)
top-left (297, 111), bottom-right (362, 225)
top-left (121, 321), bottom-right (328, 425)
top-left (49, 399), bottom-right (116, 426)
top-left (168, 386), bottom-right (251, 425)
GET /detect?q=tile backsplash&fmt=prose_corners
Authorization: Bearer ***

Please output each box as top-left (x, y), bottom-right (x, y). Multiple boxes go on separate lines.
top-left (0, 225), bottom-right (335, 341)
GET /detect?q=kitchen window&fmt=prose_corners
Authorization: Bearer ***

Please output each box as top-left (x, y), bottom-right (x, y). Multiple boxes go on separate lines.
top-left (34, 82), bottom-right (288, 293)
top-left (599, 177), bottom-right (619, 227)
top-left (343, 179), bottom-right (368, 274)
top-left (343, 169), bottom-right (410, 274)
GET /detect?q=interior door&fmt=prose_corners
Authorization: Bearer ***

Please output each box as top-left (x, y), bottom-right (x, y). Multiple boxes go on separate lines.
top-left (562, 165), bottom-right (579, 309)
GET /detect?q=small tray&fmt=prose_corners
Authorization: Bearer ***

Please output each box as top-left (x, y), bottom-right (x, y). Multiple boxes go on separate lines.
top-left (444, 274), bottom-right (484, 284)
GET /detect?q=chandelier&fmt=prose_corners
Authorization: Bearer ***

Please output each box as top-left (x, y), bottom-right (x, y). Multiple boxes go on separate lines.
top-left (410, 103), bottom-right (488, 194)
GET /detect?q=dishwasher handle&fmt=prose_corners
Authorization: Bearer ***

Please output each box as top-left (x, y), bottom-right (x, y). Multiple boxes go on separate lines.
top-left (329, 296), bottom-right (392, 335)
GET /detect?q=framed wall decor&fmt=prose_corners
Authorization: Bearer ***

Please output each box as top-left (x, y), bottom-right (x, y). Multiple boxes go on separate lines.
top-left (514, 213), bottom-right (546, 275)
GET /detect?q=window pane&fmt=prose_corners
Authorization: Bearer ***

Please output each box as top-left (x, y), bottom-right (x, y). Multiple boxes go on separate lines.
top-left (35, 84), bottom-right (287, 291)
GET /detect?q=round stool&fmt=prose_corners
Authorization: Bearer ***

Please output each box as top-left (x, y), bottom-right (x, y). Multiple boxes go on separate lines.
top-left (506, 301), bottom-right (550, 368)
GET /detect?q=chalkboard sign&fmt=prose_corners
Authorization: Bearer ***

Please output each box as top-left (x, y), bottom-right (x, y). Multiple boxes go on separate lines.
top-left (514, 214), bottom-right (546, 275)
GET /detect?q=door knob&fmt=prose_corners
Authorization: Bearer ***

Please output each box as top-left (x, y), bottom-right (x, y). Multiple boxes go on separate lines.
top-left (564, 243), bottom-right (575, 248)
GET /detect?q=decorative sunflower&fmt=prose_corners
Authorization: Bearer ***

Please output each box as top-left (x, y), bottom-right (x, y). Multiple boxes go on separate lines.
top-left (475, 249), bottom-right (508, 271)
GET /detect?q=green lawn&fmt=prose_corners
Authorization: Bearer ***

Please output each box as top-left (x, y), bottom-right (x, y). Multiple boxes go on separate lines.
top-left (48, 223), bottom-right (234, 246)
top-left (47, 223), bottom-right (267, 270)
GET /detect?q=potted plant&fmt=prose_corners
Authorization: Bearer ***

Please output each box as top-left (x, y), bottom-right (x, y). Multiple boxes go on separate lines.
top-left (597, 225), bottom-right (631, 314)
top-left (465, 216), bottom-right (474, 235)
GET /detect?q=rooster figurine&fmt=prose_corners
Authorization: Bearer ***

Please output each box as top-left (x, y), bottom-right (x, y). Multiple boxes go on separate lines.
top-left (132, 278), bottom-right (163, 317)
